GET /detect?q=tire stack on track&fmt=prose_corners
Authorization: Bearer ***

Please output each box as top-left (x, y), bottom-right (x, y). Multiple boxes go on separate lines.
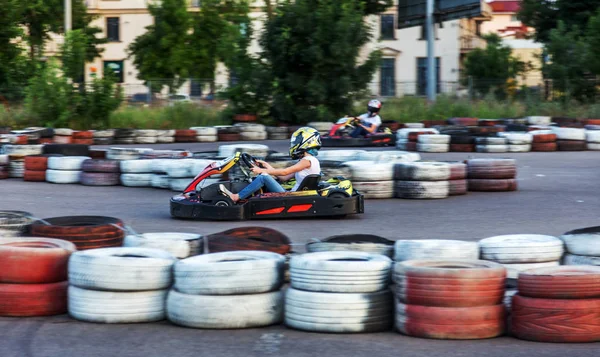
top-left (393, 260), bottom-right (506, 340)
top-left (156, 129), bottom-right (176, 143)
top-left (466, 158), bottom-right (517, 192)
top-left (30, 216), bottom-right (126, 250)
top-left (417, 134), bottom-right (450, 153)
top-left (191, 127), bottom-right (218, 142)
top-left (134, 129), bottom-right (159, 144)
top-left (151, 159), bottom-right (171, 189)
top-left (479, 234), bottom-right (563, 286)
top-left (449, 134), bottom-right (475, 152)
top-left (218, 144), bottom-right (270, 159)
top-left (405, 123), bottom-right (425, 128)
top-left (43, 143), bottom-right (90, 157)
top-left (443, 161), bottom-right (468, 195)
top-left (448, 117), bottom-right (479, 126)
top-left (236, 123), bottom-right (268, 141)
top-left (2, 144), bottom-right (44, 178)
top-left (68, 247), bottom-right (176, 323)
top-left (343, 161), bottom-right (395, 199)
top-left (586, 130), bottom-right (600, 151)
top-left (0, 154), bottom-right (8, 179)
top-left (498, 132), bottom-right (532, 152)
top-left (306, 234), bottom-right (395, 257)
top-left (24, 154), bottom-right (60, 182)
top-left (355, 150), bottom-right (421, 163)
top-left (285, 251), bottom-right (393, 333)
top-left (174, 129), bottom-right (197, 143)
top-left (166, 159), bottom-right (210, 192)
top-left (560, 226), bottom-right (600, 265)
top-left (106, 147), bottom-right (152, 161)
top-left (531, 131), bottom-right (557, 152)
top-left (512, 266), bottom-right (600, 342)
top-left (167, 251), bottom-right (285, 328)
top-left (394, 240), bottom-right (480, 262)
top-left (81, 159), bottom-right (121, 186)
top-left (92, 129), bottom-right (115, 145)
top-left (53, 128), bottom-right (73, 144)
top-left (0, 238), bottom-right (75, 317)
top-left (0, 211), bottom-right (34, 237)
top-left (205, 227), bottom-right (292, 255)
top-left (552, 127), bottom-right (587, 151)
top-left (114, 129), bottom-right (136, 145)
top-left (46, 156), bottom-right (90, 184)
top-left (72, 130), bottom-right (94, 145)
top-left (475, 137), bottom-right (508, 153)
top-left (396, 129), bottom-right (438, 151)
top-left (394, 162), bottom-right (451, 199)
top-left (124, 232), bottom-right (203, 259)
top-left (216, 126), bottom-right (241, 142)
top-left (526, 116), bottom-right (552, 126)
top-left (267, 126), bottom-right (289, 140)
top-left (307, 122), bottom-right (334, 136)
top-left (120, 159), bottom-right (153, 187)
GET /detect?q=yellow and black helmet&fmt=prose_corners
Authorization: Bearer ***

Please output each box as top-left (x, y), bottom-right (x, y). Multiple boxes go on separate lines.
top-left (290, 127), bottom-right (321, 159)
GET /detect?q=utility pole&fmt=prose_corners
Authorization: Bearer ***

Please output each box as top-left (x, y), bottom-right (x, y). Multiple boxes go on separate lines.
top-left (426, 0), bottom-right (436, 102)
top-left (65, 0), bottom-right (72, 32)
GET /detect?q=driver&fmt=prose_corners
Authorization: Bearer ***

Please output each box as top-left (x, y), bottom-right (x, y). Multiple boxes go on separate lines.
top-left (219, 127), bottom-right (322, 202)
top-left (350, 99), bottom-right (383, 138)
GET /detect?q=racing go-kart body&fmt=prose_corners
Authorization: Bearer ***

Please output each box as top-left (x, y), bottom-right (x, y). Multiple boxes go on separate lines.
top-left (170, 152), bottom-right (364, 220)
top-left (321, 117), bottom-right (395, 147)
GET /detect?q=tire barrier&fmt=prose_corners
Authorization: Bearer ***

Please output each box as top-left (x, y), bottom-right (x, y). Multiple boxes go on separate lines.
top-left (560, 226), bottom-right (600, 266)
top-left (205, 227), bottom-right (292, 254)
top-left (306, 234), bottom-right (394, 257)
top-left (343, 161), bottom-right (394, 199)
top-left (124, 232), bottom-right (203, 259)
top-left (394, 240), bottom-right (479, 261)
top-left (466, 159), bottom-right (517, 192)
top-left (0, 211), bottom-right (34, 237)
top-left (0, 154), bottom-right (7, 179)
top-left (30, 216), bottom-right (126, 250)
top-left (46, 156), bottom-right (90, 184)
top-left (394, 162), bottom-right (451, 199)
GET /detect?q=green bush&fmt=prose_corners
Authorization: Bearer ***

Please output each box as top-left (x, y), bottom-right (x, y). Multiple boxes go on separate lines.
top-left (109, 103), bottom-right (228, 129)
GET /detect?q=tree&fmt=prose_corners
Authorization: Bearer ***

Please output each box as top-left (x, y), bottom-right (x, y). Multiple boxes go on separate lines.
top-left (128, 0), bottom-right (192, 93)
top-left (18, 0), bottom-right (63, 60)
top-left (463, 34), bottom-right (530, 99)
top-left (0, 0), bottom-right (28, 100)
top-left (61, 30), bottom-right (88, 83)
top-left (259, 0), bottom-right (381, 124)
top-left (72, 0), bottom-right (107, 63)
top-left (25, 62), bottom-right (74, 128)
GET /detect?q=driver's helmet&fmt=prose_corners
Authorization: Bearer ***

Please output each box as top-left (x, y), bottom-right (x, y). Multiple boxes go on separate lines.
top-left (367, 99), bottom-right (382, 116)
top-left (290, 127), bottom-right (321, 159)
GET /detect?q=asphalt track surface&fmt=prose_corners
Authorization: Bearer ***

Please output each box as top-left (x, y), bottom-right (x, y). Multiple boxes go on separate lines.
top-left (1, 140), bottom-right (599, 356)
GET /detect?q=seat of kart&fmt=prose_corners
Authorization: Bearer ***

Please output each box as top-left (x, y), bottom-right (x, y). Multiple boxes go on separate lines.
top-left (296, 174), bottom-right (321, 191)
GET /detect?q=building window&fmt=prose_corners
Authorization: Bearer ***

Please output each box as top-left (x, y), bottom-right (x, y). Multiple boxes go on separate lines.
top-left (416, 57), bottom-right (440, 96)
top-left (419, 24), bottom-right (438, 40)
top-left (380, 58), bottom-right (396, 97)
top-left (103, 60), bottom-right (124, 83)
top-left (380, 15), bottom-right (395, 40)
top-left (106, 17), bottom-right (119, 42)
top-left (190, 80), bottom-right (203, 97)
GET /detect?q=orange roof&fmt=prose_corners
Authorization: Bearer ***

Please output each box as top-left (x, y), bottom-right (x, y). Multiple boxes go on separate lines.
top-left (489, 1), bottom-right (520, 13)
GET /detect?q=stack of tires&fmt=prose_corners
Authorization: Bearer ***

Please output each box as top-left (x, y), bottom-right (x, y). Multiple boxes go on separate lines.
top-left (306, 234), bottom-right (395, 257)
top-left (134, 129), bottom-right (159, 144)
top-left (168, 251), bottom-right (285, 328)
top-left (394, 162), bottom-right (451, 199)
top-left (498, 132), bottom-right (532, 152)
top-left (475, 137), bottom-right (508, 153)
top-left (68, 248), bottom-right (176, 324)
top-left (466, 158), bottom-right (517, 192)
top-left (30, 216), bottom-right (126, 250)
top-left (318, 149), bottom-right (363, 162)
top-left (444, 161), bottom-right (468, 195)
top-left (586, 130), bottom-right (600, 151)
top-left (417, 134), bottom-right (450, 153)
top-left (236, 123), bottom-right (268, 141)
top-left (151, 159), bottom-right (171, 189)
top-left (394, 240), bottom-right (480, 262)
top-left (526, 116), bottom-right (552, 126)
top-left (405, 123), bottom-right (425, 128)
top-left (218, 144), bottom-right (269, 159)
top-left (72, 131), bottom-right (94, 145)
top-left (24, 155), bottom-right (58, 182)
top-left (512, 266), bottom-right (600, 342)
top-left (114, 129), bottom-right (136, 145)
top-left (53, 128), bottom-right (73, 144)
top-left (46, 156), bottom-right (90, 184)
top-left (106, 147), bottom-right (152, 160)
top-left (156, 130), bottom-right (176, 143)
top-left (286, 251), bottom-right (393, 333)
top-left (124, 232), bottom-right (203, 259)
top-left (479, 234), bottom-right (563, 285)
top-left (191, 127), bottom-right (218, 142)
top-left (166, 159), bottom-right (195, 191)
top-left (0, 154), bottom-right (7, 179)
top-left (449, 135), bottom-right (475, 152)
top-left (2, 144), bottom-right (43, 178)
top-left (355, 150), bottom-right (421, 163)
top-left (393, 260), bottom-right (506, 339)
top-left (552, 127), bottom-right (587, 151)
top-left (216, 126), bottom-right (241, 142)
top-left (81, 159), bottom-right (121, 186)
top-left (307, 122), bottom-right (334, 136)
top-left (0, 210), bottom-right (34, 237)
top-left (175, 129), bottom-right (197, 143)
top-left (0, 238), bottom-right (75, 317)
top-left (396, 129), bottom-right (438, 151)
top-left (561, 226), bottom-right (600, 266)
top-left (120, 159), bottom-right (153, 187)
top-left (92, 129), bottom-right (115, 145)
top-left (343, 161), bottom-right (395, 199)
top-left (531, 131), bottom-right (557, 152)
top-left (267, 126), bottom-right (288, 140)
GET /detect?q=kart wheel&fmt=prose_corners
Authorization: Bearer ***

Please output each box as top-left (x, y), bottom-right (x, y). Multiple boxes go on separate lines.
top-left (215, 198), bottom-right (234, 207)
top-left (327, 192), bottom-right (348, 199)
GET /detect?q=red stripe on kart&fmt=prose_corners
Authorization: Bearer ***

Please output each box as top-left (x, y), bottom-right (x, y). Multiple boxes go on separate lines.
top-left (287, 204), bottom-right (313, 213)
top-left (256, 207), bottom-right (285, 215)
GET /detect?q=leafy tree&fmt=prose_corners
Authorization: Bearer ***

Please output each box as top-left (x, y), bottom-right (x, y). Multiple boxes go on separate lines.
top-left (128, 0), bottom-right (192, 93)
top-left (72, 0), bottom-right (107, 63)
top-left (25, 62), bottom-right (74, 128)
top-left (61, 30), bottom-right (88, 83)
top-left (18, 0), bottom-right (62, 60)
top-left (463, 34), bottom-right (530, 99)
top-left (0, 0), bottom-right (28, 100)
top-left (83, 74), bottom-right (123, 129)
top-left (259, 0), bottom-right (381, 123)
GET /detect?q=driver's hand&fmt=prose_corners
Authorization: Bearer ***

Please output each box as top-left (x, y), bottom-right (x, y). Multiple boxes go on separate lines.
top-left (251, 167), bottom-right (266, 175)
top-left (255, 160), bottom-right (272, 169)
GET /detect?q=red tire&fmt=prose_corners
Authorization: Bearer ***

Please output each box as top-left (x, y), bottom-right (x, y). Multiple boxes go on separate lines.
top-left (531, 142), bottom-right (557, 152)
top-left (15, 135), bottom-right (28, 145)
top-left (175, 129), bottom-right (197, 137)
top-left (466, 159), bottom-right (516, 179)
top-left (468, 179), bottom-right (517, 192)
top-left (396, 302), bottom-right (505, 339)
top-left (449, 179), bottom-right (468, 196)
top-left (24, 155), bottom-right (50, 171)
top-left (30, 216), bottom-right (125, 250)
top-left (407, 131), bottom-right (436, 141)
top-left (557, 140), bottom-right (586, 151)
top-left (468, 126), bottom-right (504, 135)
top-left (449, 144), bottom-right (475, 152)
top-left (532, 133), bottom-right (557, 143)
top-left (72, 131), bottom-right (93, 139)
top-left (511, 294), bottom-right (600, 343)
top-left (53, 135), bottom-right (73, 144)
top-left (23, 169), bottom-right (46, 182)
top-left (394, 260), bottom-right (506, 307)
top-left (518, 266), bottom-right (600, 299)
top-left (39, 138), bottom-right (53, 144)
top-left (72, 138), bottom-right (94, 145)
top-left (218, 133), bottom-right (241, 142)
top-left (445, 162), bottom-right (467, 180)
top-left (404, 142), bottom-right (417, 151)
top-left (0, 281), bottom-right (68, 316)
top-left (0, 238), bottom-right (76, 283)
top-left (448, 117), bottom-right (478, 126)
top-left (206, 226), bottom-right (291, 254)
top-left (175, 136), bottom-right (197, 142)
top-left (0, 167), bottom-right (8, 179)
top-left (478, 119), bottom-right (500, 127)
top-left (586, 119), bottom-right (600, 125)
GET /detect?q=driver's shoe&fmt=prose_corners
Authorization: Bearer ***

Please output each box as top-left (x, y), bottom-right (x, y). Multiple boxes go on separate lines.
top-left (219, 184), bottom-right (235, 199)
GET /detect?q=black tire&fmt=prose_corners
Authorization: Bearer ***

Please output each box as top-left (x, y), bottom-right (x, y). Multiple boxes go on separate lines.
top-left (505, 124), bottom-right (528, 132)
top-left (214, 197), bottom-right (234, 207)
top-left (114, 129), bottom-right (136, 138)
top-left (450, 135), bottom-right (475, 144)
top-left (42, 144), bottom-right (90, 157)
top-left (328, 192), bottom-right (349, 199)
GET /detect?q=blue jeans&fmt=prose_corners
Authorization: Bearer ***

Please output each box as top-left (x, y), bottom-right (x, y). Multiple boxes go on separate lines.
top-left (350, 124), bottom-right (373, 138)
top-left (237, 174), bottom-right (286, 199)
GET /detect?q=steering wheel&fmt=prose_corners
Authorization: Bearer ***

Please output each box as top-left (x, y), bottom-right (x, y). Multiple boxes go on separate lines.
top-left (241, 153), bottom-right (260, 169)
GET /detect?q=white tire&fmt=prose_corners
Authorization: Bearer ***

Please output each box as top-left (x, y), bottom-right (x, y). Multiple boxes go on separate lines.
top-left (587, 143), bottom-right (600, 150)
top-left (352, 181), bottom-right (394, 199)
top-left (356, 151), bottom-right (420, 163)
top-left (529, 129), bottom-right (554, 135)
top-left (318, 150), bottom-right (365, 162)
top-left (174, 251), bottom-right (284, 295)
top-left (120, 173), bottom-right (153, 187)
top-left (502, 261), bottom-right (560, 279)
top-left (266, 126), bottom-right (288, 133)
top-left (508, 144), bottom-right (531, 152)
top-left (156, 130), bottom-right (176, 137)
top-left (560, 227), bottom-right (600, 256)
top-left (479, 234), bottom-right (564, 263)
top-left (393, 240), bottom-right (479, 262)
top-left (157, 136), bottom-right (175, 143)
top-left (0, 144), bottom-right (44, 156)
top-left (417, 143), bottom-right (449, 153)
top-left (586, 131), bottom-right (600, 143)
top-left (55, 128), bottom-right (74, 136)
top-left (134, 136), bottom-right (158, 144)
top-left (498, 132), bottom-right (533, 144)
top-left (151, 174), bottom-right (170, 189)
top-left (526, 116), bottom-right (551, 125)
top-left (233, 123), bottom-right (266, 132)
top-left (68, 286), bottom-right (167, 323)
top-left (190, 127), bottom-right (217, 136)
top-left (476, 145), bottom-right (509, 153)
top-left (92, 129), bottom-right (115, 138)
top-left (396, 128), bottom-right (438, 139)
top-left (120, 159), bottom-right (153, 173)
top-left (307, 122), bottom-right (334, 132)
top-left (169, 177), bottom-right (196, 192)
top-left (167, 290), bottom-right (283, 329)
top-left (240, 131), bottom-right (267, 141)
top-left (395, 181), bottom-right (449, 199)
top-left (563, 253), bottom-right (600, 266)
top-left (135, 129), bottom-right (158, 137)
top-left (106, 147), bottom-right (153, 161)
top-left (343, 161), bottom-right (394, 181)
top-left (69, 247), bottom-right (176, 291)
top-left (218, 144), bottom-right (269, 158)
top-left (396, 141), bottom-right (409, 150)
top-left (306, 240), bottom-right (394, 257)
top-left (196, 135), bottom-right (218, 142)
top-left (289, 251), bottom-right (392, 293)
top-left (151, 159), bottom-right (171, 174)
top-left (551, 127), bottom-right (586, 141)
top-left (47, 156), bottom-right (91, 171)
top-left (475, 137), bottom-right (507, 145)
top-left (418, 134), bottom-right (450, 144)
top-left (124, 233), bottom-right (203, 259)
top-left (166, 159), bottom-right (194, 178)
top-left (46, 169), bottom-right (81, 184)
top-left (0, 154), bottom-right (7, 165)
top-left (285, 288), bottom-right (393, 333)
top-left (404, 123), bottom-right (425, 128)
top-left (394, 162), bottom-right (451, 181)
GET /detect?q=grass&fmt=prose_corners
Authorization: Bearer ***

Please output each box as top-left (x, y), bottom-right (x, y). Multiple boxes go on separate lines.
top-left (108, 103), bottom-right (229, 129)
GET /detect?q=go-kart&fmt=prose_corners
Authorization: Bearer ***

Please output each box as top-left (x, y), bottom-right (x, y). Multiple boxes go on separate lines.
top-left (170, 152), bottom-right (364, 220)
top-left (322, 117), bottom-right (395, 147)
